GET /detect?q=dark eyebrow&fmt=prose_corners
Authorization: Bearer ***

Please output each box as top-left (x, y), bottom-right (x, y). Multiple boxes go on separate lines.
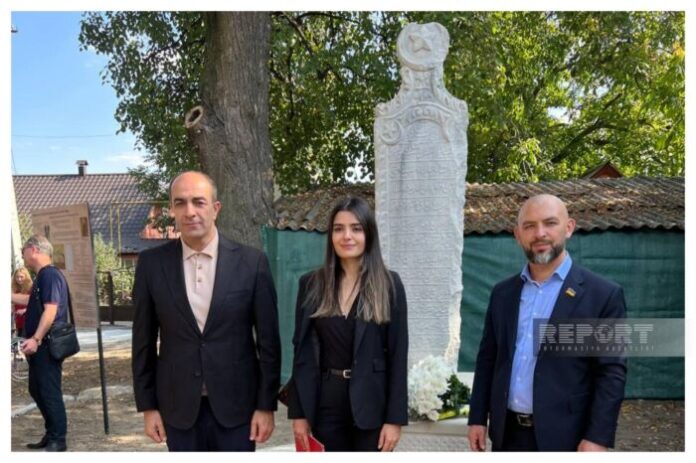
top-left (173, 196), bottom-right (208, 203)
top-left (522, 216), bottom-right (558, 225)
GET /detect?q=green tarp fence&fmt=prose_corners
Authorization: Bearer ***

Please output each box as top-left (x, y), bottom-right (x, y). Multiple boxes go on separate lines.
top-left (262, 226), bottom-right (684, 399)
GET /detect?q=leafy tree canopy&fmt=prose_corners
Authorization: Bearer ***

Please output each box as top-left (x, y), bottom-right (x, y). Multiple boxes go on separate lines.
top-left (79, 11), bottom-right (684, 198)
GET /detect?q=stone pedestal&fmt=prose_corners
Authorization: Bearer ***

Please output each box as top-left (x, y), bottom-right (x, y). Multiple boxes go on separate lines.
top-left (375, 22), bottom-right (468, 368)
top-left (398, 418), bottom-right (470, 452)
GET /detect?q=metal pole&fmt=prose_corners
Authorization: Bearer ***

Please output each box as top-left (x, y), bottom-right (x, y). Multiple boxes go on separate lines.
top-left (89, 212), bottom-right (110, 435)
top-left (107, 272), bottom-right (115, 326)
top-left (96, 325), bottom-right (110, 434)
top-left (116, 206), bottom-right (122, 267)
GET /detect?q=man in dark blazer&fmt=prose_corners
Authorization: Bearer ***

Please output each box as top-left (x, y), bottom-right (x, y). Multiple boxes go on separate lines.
top-left (468, 194), bottom-right (626, 452)
top-left (132, 171), bottom-right (281, 451)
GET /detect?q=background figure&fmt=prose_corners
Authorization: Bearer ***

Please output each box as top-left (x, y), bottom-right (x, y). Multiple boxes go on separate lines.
top-left (12, 267), bottom-right (33, 338)
top-left (287, 196), bottom-right (408, 452)
top-left (132, 171), bottom-right (281, 452)
top-left (468, 194), bottom-right (626, 451)
top-left (12, 235), bottom-right (70, 452)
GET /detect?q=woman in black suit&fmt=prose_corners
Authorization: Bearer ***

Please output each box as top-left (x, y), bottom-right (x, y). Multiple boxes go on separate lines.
top-left (287, 196), bottom-right (408, 452)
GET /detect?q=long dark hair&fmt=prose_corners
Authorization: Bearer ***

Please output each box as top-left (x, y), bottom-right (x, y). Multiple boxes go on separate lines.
top-left (306, 196), bottom-right (393, 324)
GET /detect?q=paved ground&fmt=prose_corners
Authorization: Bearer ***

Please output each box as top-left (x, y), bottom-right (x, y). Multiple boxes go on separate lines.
top-left (11, 324), bottom-right (295, 452)
top-left (76, 324), bottom-right (133, 350)
top-left (11, 324), bottom-right (684, 452)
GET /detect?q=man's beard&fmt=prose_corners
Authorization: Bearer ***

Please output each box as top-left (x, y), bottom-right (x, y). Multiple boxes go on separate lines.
top-left (524, 241), bottom-right (565, 265)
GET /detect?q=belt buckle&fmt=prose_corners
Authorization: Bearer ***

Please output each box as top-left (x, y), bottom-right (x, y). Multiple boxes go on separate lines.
top-left (516, 413), bottom-right (533, 427)
top-left (342, 369), bottom-right (352, 379)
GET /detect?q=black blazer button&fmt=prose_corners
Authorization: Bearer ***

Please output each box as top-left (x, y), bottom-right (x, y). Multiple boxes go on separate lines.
top-left (194, 371), bottom-right (201, 377)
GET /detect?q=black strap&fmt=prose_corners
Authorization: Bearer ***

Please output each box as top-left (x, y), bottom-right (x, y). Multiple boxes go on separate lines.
top-left (66, 285), bottom-right (75, 326)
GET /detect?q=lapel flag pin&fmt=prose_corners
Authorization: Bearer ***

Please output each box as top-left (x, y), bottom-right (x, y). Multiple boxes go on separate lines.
top-left (565, 288), bottom-right (576, 297)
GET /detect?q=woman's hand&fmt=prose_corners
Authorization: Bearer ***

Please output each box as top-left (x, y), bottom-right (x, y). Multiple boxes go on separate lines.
top-left (292, 418), bottom-right (312, 451)
top-left (378, 423), bottom-right (401, 451)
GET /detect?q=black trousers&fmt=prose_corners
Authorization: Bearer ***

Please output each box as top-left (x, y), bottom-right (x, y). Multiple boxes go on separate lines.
top-left (493, 410), bottom-right (538, 451)
top-left (312, 372), bottom-right (381, 452)
top-left (27, 343), bottom-right (66, 444)
top-left (163, 397), bottom-right (254, 452)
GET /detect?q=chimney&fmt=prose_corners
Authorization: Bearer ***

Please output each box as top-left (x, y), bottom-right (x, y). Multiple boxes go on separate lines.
top-left (76, 160), bottom-right (88, 176)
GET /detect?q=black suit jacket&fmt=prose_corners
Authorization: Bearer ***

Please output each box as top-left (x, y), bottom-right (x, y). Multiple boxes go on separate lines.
top-left (132, 233), bottom-right (281, 429)
top-left (468, 263), bottom-right (627, 451)
top-left (286, 270), bottom-right (409, 430)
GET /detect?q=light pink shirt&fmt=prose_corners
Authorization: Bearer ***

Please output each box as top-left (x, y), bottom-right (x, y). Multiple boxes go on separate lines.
top-left (181, 229), bottom-right (219, 333)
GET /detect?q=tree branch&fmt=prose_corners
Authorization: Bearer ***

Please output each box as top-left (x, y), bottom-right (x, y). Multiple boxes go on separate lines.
top-left (278, 12), bottom-right (345, 86)
top-left (279, 12), bottom-right (316, 57)
top-left (551, 119), bottom-right (607, 163)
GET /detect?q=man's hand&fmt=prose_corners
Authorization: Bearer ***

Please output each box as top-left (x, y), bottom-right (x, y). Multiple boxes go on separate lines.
top-left (468, 424), bottom-right (487, 451)
top-left (250, 410), bottom-right (274, 443)
top-left (292, 418), bottom-right (311, 451)
top-left (378, 423), bottom-right (401, 452)
top-left (578, 439), bottom-right (607, 451)
top-left (143, 410), bottom-right (167, 443)
top-left (20, 337), bottom-right (39, 356)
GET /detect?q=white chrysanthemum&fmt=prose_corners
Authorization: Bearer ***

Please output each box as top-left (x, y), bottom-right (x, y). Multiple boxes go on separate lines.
top-left (407, 355), bottom-right (454, 421)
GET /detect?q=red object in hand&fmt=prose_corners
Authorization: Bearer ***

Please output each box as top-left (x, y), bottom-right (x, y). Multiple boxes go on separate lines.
top-left (295, 435), bottom-right (325, 452)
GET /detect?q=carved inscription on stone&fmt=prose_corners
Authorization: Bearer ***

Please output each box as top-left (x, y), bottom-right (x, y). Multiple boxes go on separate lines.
top-left (375, 23), bottom-right (468, 368)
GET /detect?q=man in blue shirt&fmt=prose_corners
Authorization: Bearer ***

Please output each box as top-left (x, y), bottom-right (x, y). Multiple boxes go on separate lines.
top-left (12, 234), bottom-right (69, 452)
top-left (468, 194), bottom-right (626, 451)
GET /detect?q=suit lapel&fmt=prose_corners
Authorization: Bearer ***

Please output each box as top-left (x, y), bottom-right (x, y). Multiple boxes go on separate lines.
top-left (202, 235), bottom-right (240, 336)
top-left (505, 276), bottom-right (524, 360)
top-left (353, 294), bottom-right (368, 358)
top-left (538, 264), bottom-right (585, 357)
top-left (296, 283), bottom-right (365, 366)
top-left (354, 318), bottom-right (368, 359)
top-left (297, 299), bottom-right (320, 367)
top-left (162, 240), bottom-right (201, 336)
top-left (295, 277), bottom-right (316, 350)
top-left (548, 264), bottom-right (585, 324)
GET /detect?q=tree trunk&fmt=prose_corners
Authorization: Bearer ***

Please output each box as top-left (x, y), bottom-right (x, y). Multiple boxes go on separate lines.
top-left (185, 12), bottom-right (274, 249)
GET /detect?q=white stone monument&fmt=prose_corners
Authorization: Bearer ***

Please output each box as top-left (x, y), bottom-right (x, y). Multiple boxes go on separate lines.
top-left (375, 22), bottom-right (468, 370)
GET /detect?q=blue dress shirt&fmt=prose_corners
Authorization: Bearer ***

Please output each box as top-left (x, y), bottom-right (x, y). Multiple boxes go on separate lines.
top-left (507, 253), bottom-right (573, 413)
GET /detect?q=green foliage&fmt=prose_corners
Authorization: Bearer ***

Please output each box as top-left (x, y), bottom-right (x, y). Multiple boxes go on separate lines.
top-left (418, 11), bottom-right (685, 182)
top-left (93, 234), bottom-right (134, 305)
top-left (79, 11), bottom-right (684, 199)
top-left (79, 12), bottom-right (203, 202)
top-left (438, 373), bottom-right (471, 412)
top-left (269, 12), bottom-right (405, 192)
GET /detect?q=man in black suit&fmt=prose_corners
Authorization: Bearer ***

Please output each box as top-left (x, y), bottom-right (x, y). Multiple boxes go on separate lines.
top-left (132, 171), bottom-right (281, 451)
top-left (468, 194), bottom-right (626, 451)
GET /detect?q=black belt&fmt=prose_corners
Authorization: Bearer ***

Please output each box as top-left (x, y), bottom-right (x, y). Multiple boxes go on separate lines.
top-left (325, 368), bottom-right (352, 379)
top-left (507, 409), bottom-right (534, 427)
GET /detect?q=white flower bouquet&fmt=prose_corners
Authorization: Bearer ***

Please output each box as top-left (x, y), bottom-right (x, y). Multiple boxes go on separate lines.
top-left (407, 355), bottom-right (454, 421)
